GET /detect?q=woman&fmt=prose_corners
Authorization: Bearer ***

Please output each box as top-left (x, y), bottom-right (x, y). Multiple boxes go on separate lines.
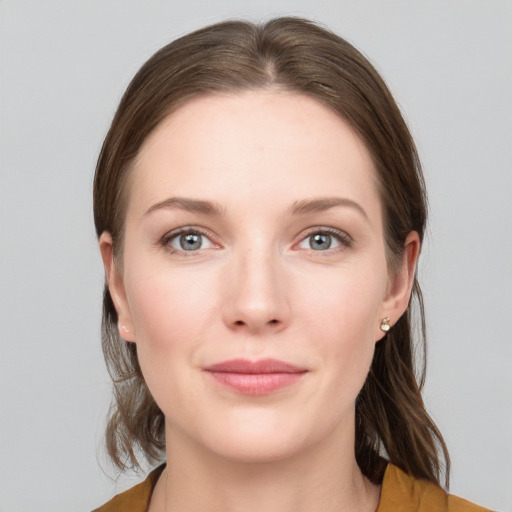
top-left (93, 17), bottom-right (490, 511)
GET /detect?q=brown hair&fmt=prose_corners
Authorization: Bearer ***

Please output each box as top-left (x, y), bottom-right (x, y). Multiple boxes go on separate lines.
top-left (93, 17), bottom-right (450, 486)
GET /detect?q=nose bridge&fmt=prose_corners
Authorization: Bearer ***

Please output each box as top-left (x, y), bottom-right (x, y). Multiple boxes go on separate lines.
top-left (223, 233), bottom-right (289, 332)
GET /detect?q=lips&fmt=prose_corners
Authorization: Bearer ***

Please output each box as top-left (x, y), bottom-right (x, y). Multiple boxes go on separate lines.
top-left (203, 358), bottom-right (307, 395)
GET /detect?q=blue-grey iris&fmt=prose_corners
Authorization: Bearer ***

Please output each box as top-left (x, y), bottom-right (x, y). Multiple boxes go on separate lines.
top-left (310, 233), bottom-right (332, 250)
top-left (180, 233), bottom-right (202, 250)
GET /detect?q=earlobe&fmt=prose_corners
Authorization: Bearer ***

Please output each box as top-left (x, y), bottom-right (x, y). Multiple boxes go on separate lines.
top-left (99, 232), bottom-right (136, 342)
top-left (119, 323), bottom-right (132, 340)
top-left (376, 231), bottom-right (420, 340)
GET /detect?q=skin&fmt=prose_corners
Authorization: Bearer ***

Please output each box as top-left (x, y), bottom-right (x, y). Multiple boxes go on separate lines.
top-left (100, 91), bottom-right (419, 512)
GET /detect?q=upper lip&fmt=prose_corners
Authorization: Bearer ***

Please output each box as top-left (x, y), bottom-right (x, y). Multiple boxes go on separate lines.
top-left (203, 358), bottom-right (306, 374)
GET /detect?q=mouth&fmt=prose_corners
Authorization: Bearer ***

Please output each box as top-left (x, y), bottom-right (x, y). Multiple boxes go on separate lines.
top-left (203, 358), bottom-right (308, 395)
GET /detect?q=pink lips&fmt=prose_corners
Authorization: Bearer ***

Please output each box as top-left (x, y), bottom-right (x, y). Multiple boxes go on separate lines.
top-left (203, 358), bottom-right (307, 395)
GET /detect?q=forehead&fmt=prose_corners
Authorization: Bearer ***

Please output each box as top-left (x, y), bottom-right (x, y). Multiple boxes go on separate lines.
top-left (129, 91), bottom-right (380, 218)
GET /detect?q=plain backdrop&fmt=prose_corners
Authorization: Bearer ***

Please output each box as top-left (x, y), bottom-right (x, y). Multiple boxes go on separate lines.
top-left (0, 1), bottom-right (511, 511)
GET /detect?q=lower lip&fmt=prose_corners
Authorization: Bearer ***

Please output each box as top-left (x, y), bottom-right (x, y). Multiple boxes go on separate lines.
top-left (206, 371), bottom-right (305, 395)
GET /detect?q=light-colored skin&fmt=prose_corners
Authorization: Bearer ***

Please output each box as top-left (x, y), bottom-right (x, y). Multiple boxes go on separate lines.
top-left (100, 91), bottom-right (419, 512)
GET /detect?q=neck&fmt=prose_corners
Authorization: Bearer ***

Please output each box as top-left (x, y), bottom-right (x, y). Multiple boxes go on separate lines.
top-left (152, 422), bottom-right (380, 512)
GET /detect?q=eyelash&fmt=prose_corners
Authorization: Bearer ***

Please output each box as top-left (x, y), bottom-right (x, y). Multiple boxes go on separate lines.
top-left (298, 227), bottom-right (353, 253)
top-left (160, 227), bottom-right (217, 256)
top-left (159, 226), bottom-right (353, 256)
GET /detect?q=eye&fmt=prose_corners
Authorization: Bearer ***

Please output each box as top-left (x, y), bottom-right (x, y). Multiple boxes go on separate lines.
top-left (297, 229), bottom-right (351, 251)
top-left (166, 230), bottom-right (214, 252)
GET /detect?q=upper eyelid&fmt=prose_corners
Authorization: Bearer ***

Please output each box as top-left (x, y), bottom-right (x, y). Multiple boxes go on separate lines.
top-left (297, 226), bottom-right (352, 241)
top-left (160, 226), bottom-right (218, 249)
top-left (162, 226), bottom-right (214, 239)
top-left (301, 226), bottom-right (349, 235)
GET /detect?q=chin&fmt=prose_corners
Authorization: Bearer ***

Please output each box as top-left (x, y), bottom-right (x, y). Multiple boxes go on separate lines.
top-left (206, 431), bottom-right (307, 464)
top-left (190, 407), bottom-right (332, 465)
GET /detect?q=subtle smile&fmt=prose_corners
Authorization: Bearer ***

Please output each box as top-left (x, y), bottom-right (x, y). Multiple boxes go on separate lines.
top-left (203, 358), bottom-right (308, 395)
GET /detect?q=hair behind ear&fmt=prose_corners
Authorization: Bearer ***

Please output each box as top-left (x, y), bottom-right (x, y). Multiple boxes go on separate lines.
top-left (101, 283), bottom-right (166, 470)
top-left (356, 282), bottom-right (450, 487)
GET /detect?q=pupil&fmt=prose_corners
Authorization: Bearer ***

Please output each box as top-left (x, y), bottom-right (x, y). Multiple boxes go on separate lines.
top-left (180, 233), bottom-right (201, 250)
top-left (311, 233), bottom-right (331, 250)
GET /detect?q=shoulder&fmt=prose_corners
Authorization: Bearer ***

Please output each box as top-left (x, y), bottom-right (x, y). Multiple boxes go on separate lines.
top-left (377, 463), bottom-right (492, 512)
top-left (92, 465), bottom-right (165, 512)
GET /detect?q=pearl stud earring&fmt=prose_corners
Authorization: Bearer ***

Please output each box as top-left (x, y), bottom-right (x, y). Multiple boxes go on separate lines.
top-left (380, 317), bottom-right (391, 332)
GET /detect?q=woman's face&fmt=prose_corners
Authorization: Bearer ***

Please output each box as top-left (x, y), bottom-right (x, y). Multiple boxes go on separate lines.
top-left (101, 91), bottom-right (417, 463)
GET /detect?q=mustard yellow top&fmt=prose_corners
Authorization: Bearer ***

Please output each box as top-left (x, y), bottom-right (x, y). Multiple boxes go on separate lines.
top-left (93, 463), bottom-right (491, 512)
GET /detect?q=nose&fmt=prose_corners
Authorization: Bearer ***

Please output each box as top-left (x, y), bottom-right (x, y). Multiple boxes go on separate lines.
top-left (222, 243), bottom-right (290, 334)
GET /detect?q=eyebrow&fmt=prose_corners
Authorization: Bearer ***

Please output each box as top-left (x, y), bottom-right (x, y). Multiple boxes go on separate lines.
top-left (144, 196), bottom-right (368, 220)
top-left (144, 197), bottom-right (224, 217)
top-left (289, 197), bottom-right (368, 220)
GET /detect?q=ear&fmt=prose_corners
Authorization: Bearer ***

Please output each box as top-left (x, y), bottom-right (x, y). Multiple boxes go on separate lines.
top-left (99, 231), bottom-right (136, 342)
top-left (376, 231), bottom-right (420, 341)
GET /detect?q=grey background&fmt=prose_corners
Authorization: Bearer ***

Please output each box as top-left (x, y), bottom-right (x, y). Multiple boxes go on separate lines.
top-left (0, 1), bottom-right (511, 511)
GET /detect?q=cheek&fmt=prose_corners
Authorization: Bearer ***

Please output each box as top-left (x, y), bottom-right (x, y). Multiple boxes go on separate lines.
top-left (121, 256), bottom-right (229, 396)
top-left (125, 260), bottom-right (218, 345)
top-left (122, 265), bottom-right (219, 413)
top-left (299, 266), bottom-right (386, 386)
top-left (302, 264), bottom-right (386, 339)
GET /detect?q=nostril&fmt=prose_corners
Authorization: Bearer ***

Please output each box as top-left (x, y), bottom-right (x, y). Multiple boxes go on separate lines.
top-left (232, 319), bottom-right (279, 327)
